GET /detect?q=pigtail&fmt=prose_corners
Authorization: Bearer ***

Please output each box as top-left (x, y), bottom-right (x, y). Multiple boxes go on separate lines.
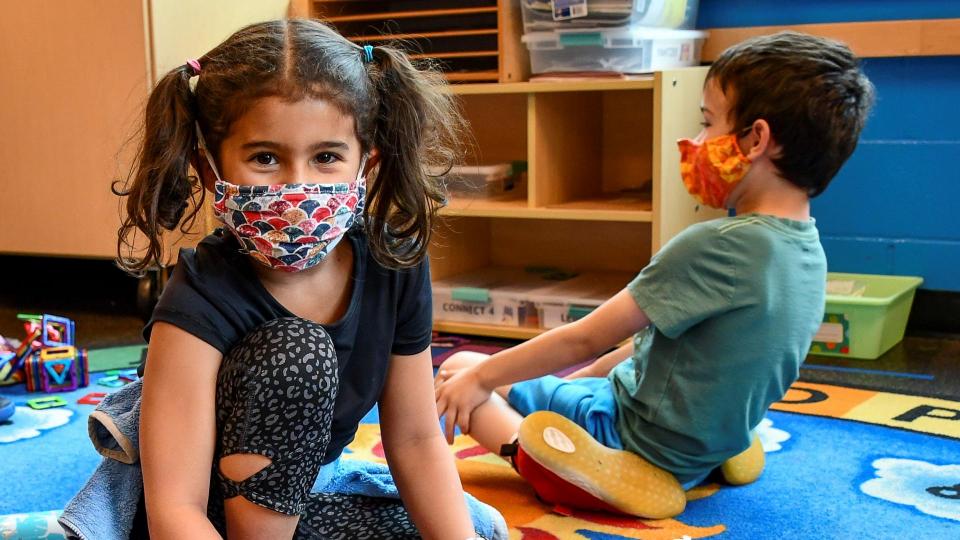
top-left (113, 64), bottom-right (202, 275)
top-left (365, 46), bottom-right (467, 268)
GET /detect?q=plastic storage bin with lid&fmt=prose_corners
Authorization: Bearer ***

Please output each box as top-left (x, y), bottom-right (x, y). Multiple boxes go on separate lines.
top-left (432, 267), bottom-right (631, 329)
top-left (432, 267), bottom-right (552, 328)
top-left (808, 273), bottom-right (923, 360)
top-left (527, 271), bottom-right (631, 329)
top-left (522, 0), bottom-right (700, 32)
top-left (523, 25), bottom-right (706, 74)
top-left (442, 163), bottom-right (527, 199)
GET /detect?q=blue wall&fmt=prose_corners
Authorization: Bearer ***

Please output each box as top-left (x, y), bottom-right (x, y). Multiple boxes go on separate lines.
top-left (697, 0), bottom-right (960, 291)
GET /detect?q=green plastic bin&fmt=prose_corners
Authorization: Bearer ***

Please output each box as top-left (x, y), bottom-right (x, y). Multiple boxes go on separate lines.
top-left (809, 272), bottom-right (923, 360)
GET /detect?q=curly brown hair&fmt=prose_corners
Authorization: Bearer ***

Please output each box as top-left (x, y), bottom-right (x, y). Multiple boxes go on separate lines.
top-left (115, 18), bottom-right (465, 274)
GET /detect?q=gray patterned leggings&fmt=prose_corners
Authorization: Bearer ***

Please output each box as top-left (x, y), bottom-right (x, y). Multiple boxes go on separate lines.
top-left (206, 317), bottom-right (420, 539)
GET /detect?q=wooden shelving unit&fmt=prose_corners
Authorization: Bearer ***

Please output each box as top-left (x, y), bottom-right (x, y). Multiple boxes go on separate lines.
top-left (311, 0), bottom-right (528, 83)
top-left (442, 192), bottom-right (653, 222)
top-left (433, 321), bottom-right (543, 341)
top-left (432, 68), bottom-right (723, 339)
top-left (321, 6), bottom-right (498, 22)
top-left (451, 79), bottom-right (657, 94)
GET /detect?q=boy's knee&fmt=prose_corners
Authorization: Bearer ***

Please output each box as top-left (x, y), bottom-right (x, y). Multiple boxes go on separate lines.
top-left (439, 351), bottom-right (490, 371)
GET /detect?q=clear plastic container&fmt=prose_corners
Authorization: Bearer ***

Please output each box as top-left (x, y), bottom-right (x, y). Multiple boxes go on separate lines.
top-left (523, 26), bottom-right (706, 75)
top-left (527, 271), bottom-right (630, 329)
top-left (444, 163), bottom-right (526, 198)
top-left (432, 267), bottom-right (631, 329)
top-left (809, 273), bottom-right (924, 360)
top-left (432, 268), bottom-right (551, 327)
top-left (522, 0), bottom-right (700, 32)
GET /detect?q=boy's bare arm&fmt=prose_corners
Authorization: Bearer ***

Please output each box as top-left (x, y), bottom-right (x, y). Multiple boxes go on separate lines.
top-left (475, 289), bottom-right (649, 389)
top-left (437, 289), bottom-right (650, 398)
top-left (435, 289), bottom-right (649, 436)
top-left (564, 342), bottom-right (633, 380)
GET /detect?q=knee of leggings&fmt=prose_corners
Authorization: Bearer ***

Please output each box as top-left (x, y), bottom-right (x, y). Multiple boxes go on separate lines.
top-left (221, 317), bottom-right (339, 384)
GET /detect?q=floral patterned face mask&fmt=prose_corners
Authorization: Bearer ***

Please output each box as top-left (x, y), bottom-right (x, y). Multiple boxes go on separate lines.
top-left (677, 132), bottom-right (752, 209)
top-left (199, 126), bottom-right (366, 272)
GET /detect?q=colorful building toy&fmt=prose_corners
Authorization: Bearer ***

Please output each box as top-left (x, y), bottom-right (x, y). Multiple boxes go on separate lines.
top-left (1, 314), bottom-right (89, 392)
top-left (77, 392), bottom-right (107, 406)
top-left (26, 396), bottom-right (67, 410)
top-left (41, 314), bottom-right (75, 348)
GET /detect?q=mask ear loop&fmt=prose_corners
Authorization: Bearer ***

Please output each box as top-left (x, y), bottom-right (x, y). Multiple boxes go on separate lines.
top-left (352, 154), bottom-right (369, 230)
top-left (195, 123), bottom-right (224, 183)
top-left (735, 125), bottom-right (755, 140)
top-left (198, 127), bottom-right (368, 188)
top-left (733, 124), bottom-right (758, 160)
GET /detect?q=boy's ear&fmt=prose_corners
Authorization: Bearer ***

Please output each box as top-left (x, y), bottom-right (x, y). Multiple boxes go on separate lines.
top-left (191, 150), bottom-right (217, 193)
top-left (743, 119), bottom-right (780, 161)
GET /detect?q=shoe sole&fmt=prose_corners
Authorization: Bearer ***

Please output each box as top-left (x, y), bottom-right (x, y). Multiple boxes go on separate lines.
top-left (518, 410), bottom-right (686, 519)
top-left (721, 433), bottom-right (765, 485)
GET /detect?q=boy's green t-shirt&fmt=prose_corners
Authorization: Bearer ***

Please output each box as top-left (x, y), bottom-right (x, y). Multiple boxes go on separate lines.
top-left (610, 213), bottom-right (826, 483)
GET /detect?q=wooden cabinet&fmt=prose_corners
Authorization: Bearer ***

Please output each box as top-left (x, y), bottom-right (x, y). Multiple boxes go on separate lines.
top-left (432, 68), bottom-right (722, 339)
top-left (0, 0), bottom-right (298, 259)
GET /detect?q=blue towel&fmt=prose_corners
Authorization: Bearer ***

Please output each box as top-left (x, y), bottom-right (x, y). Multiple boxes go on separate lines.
top-left (58, 379), bottom-right (507, 540)
top-left (59, 379), bottom-right (143, 540)
top-left (313, 457), bottom-right (508, 540)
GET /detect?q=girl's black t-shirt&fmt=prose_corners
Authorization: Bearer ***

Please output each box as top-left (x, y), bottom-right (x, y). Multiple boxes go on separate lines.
top-left (143, 227), bottom-right (433, 464)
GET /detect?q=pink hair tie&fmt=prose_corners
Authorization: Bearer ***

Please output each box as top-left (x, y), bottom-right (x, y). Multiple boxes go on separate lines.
top-left (186, 59), bottom-right (201, 75)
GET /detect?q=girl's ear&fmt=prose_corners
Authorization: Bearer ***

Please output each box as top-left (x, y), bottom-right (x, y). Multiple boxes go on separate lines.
top-left (743, 119), bottom-right (780, 161)
top-left (363, 147), bottom-right (381, 177)
top-left (191, 150), bottom-right (217, 192)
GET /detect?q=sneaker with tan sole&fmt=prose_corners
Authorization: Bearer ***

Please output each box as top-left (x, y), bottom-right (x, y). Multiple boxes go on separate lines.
top-left (720, 433), bottom-right (765, 485)
top-left (506, 411), bottom-right (686, 519)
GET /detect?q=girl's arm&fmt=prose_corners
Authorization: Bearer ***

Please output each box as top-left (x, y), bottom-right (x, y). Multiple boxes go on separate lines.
top-left (379, 348), bottom-right (477, 540)
top-left (435, 289), bottom-right (649, 438)
top-left (140, 322), bottom-right (224, 540)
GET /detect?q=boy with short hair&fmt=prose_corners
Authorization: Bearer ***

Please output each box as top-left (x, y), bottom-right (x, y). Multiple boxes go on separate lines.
top-left (435, 31), bottom-right (874, 518)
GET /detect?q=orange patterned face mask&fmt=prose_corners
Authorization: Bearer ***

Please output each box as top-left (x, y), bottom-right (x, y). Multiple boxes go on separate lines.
top-left (677, 133), bottom-right (752, 208)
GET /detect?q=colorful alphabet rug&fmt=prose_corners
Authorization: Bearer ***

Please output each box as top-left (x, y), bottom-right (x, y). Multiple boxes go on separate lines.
top-left (1, 379), bottom-right (958, 539)
top-left (355, 381), bottom-right (960, 539)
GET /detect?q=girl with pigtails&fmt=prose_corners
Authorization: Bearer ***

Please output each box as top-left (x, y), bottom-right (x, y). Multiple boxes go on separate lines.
top-left (69, 19), bottom-right (504, 540)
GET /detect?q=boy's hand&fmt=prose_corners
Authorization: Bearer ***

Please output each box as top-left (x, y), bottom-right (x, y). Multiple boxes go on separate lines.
top-left (434, 366), bottom-right (493, 444)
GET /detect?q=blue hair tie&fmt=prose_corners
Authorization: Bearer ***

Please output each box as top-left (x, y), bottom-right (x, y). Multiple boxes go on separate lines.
top-left (362, 45), bottom-right (374, 63)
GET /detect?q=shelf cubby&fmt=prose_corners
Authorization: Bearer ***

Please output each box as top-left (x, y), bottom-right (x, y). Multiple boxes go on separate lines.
top-left (430, 68), bottom-right (724, 339)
